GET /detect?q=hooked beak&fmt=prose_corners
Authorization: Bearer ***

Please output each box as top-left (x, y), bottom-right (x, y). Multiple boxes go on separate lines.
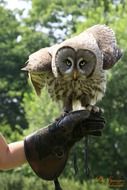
top-left (73, 70), bottom-right (78, 80)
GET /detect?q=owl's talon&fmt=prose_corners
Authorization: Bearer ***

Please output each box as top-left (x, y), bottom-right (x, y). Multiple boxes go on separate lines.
top-left (86, 105), bottom-right (102, 113)
top-left (92, 106), bottom-right (100, 113)
top-left (100, 108), bottom-right (104, 113)
top-left (86, 105), bottom-right (93, 112)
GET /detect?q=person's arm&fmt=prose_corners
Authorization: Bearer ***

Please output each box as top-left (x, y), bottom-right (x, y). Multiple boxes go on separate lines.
top-left (0, 133), bottom-right (26, 170)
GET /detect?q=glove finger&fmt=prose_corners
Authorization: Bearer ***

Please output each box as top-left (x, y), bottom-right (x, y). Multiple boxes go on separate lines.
top-left (80, 122), bottom-right (104, 138)
top-left (86, 131), bottom-right (102, 136)
top-left (86, 116), bottom-right (105, 123)
top-left (90, 109), bottom-right (104, 117)
top-left (57, 110), bottom-right (90, 132)
top-left (65, 110), bottom-right (90, 123)
top-left (87, 111), bottom-right (105, 123)
top-left (85, 122), bottom-right (105, 130)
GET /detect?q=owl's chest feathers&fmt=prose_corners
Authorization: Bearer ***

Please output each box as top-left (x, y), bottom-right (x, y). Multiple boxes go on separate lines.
top-left (46, 72), bottom-right (106, 104)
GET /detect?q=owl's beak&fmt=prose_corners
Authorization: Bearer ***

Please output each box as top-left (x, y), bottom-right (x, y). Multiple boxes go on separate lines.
top-left (73, 70), bottom-right (78, 80)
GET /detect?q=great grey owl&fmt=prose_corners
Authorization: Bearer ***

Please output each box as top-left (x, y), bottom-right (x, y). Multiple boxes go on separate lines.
top-left (22, 25), bottom-right (122, 113)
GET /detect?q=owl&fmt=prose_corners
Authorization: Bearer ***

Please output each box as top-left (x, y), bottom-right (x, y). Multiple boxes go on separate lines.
top-left (22, 25), bottom-right (122, 113)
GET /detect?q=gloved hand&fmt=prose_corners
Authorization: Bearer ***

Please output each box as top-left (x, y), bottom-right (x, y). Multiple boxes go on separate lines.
top-left (24, 110), bottom-right (105, 181)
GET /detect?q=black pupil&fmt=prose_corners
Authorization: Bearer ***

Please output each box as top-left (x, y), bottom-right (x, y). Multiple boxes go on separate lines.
top-left (66, 59), bottom-right (72, 66)
top-left (79, 60), bottom-right (86, 66)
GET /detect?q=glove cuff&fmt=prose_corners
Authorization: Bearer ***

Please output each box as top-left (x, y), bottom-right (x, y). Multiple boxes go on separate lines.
top-left (24, 131), bottom-right (68, 180)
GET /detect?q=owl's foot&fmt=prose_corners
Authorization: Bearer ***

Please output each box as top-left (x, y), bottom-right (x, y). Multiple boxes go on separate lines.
top-left (86, 105), bottom-right (104, 113)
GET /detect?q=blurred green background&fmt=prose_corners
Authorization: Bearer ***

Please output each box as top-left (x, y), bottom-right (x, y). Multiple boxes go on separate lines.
top-left (0, 0), bottom-right (127, 189)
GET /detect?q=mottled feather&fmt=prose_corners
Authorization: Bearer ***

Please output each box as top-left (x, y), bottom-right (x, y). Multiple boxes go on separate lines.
top-left (84, 24), bottom-right (123, 69)
top-left (21, 46), bottom-right (57, 95)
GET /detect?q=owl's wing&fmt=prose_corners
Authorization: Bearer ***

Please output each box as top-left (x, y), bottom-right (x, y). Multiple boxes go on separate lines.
top-left (22, 47), bottom-right (54, 96)
top-left (86, 24), bottom-right (122, 70)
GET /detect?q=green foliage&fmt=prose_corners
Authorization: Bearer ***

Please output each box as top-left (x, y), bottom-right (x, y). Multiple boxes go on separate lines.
top-left (0, 4), bottom-right (28, 132)
top-left (0, 2), bottom-right (50, 136)
top-left (0, 172), bottom-right (111, 190)
top-left (23, 89), bottom-right (60, 134)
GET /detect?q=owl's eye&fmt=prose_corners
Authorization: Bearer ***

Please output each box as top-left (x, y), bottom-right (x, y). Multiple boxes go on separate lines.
top-left (66, 59), bottom-right (72, 67)
top-left (79, 60), bottom-right (87, 67)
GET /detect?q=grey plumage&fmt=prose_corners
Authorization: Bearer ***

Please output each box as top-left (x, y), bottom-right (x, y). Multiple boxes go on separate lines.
top-left (22, 24), bottom-right (122, 112)
top-left (22, 45), bottom-right (58, 96)
top-left (85, 24), bottom-right (122, 70)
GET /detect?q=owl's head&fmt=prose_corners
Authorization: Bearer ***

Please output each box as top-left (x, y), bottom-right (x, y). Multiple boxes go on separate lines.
top-left (51, 24), bottom-right (122, 78)
top-left (52, 45), bottom-right (97, 80)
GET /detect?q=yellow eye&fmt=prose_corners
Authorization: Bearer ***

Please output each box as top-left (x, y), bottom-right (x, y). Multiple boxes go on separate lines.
top-left (79, 60), bottom-right (86, 66)
top-left (66, 59), bottom-right (72, 66)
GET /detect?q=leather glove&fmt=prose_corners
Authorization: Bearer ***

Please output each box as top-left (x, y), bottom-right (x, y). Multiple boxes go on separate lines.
top-left (24, 110), bottom-right (105, 181)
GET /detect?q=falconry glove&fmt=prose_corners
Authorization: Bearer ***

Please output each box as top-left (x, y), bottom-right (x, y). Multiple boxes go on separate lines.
top-left (24, 110), bottom-right (105, 181)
